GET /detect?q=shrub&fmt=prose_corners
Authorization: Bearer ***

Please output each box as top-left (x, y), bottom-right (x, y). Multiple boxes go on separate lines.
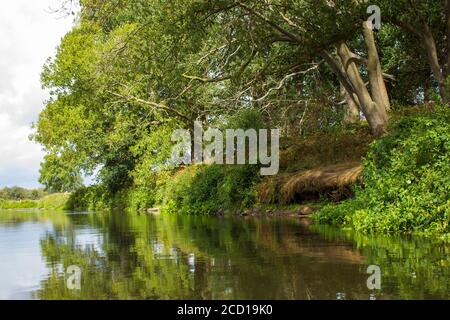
top-left (158, 164), bottom-right (260, 215)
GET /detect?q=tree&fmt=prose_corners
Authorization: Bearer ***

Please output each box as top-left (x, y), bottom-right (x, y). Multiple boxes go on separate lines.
top-left (39, 154), bottom-right (83, 192)
top-left (381, 0), bottom-right (450, 104)
top-left (148, 0), bottom-right (392, 135)
top-left (34, 0), bottom-right (449, 199)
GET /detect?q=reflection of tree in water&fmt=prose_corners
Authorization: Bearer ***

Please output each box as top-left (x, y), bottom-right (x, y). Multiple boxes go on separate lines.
top-left (33, 212), bottom-right (449, 300)
top-left (35, 213), bottom-right (196, 299)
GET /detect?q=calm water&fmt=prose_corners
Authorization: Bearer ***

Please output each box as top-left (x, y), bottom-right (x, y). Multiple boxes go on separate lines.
top-left (0, 210), bottom-right (448, 300)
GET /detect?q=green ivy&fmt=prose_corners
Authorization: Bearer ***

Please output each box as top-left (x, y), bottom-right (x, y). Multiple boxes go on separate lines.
top-left (313, 105), bottom-right (450, 237)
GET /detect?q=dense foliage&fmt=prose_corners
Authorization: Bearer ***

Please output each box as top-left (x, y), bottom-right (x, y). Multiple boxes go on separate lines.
top-left (158, 164), bottom-right (260, 215)
top-left (314, 105), bottom-right (450, 236)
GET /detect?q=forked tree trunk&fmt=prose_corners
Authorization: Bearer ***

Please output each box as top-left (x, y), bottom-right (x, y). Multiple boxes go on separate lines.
top-left (337, 42), bottom-right (389, 137)
top-left (362, 21), bottom-right (391, 111)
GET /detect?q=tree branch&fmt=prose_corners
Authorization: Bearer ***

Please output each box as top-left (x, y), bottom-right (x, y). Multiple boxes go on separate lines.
top-left (253, 63), bottom-right (321, 102)
top-left (106, 90), bottom-right (192, 122)
top-left (236, 1), bottom-right (303, 45)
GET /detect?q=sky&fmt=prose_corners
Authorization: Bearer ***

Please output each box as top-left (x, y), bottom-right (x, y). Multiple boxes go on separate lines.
top-left (0, 0), bottom-right (75, 188)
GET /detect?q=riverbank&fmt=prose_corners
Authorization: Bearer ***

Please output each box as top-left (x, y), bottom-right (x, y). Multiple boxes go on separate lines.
top-left (65, 126), bottom-right (370, 215)
top-left (60, 106), bottom-right (450, 238)
top-left (313, 107), bottom-right (450, 238)
top-left (0, 193), bottom-right (70, 211)
top-left (6, 107), bottom-right (446, 238)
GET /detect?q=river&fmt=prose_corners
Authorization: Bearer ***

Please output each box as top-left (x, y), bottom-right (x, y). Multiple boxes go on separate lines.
top-left (0, 210), bottom-right (448, 300)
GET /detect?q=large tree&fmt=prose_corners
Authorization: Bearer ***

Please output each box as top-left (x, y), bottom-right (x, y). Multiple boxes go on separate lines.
top-left (34, 0), bottom-right (449, 191)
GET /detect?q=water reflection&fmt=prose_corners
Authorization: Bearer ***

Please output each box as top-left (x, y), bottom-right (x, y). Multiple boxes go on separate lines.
top-left (0, 210), bottom-right (448, 300)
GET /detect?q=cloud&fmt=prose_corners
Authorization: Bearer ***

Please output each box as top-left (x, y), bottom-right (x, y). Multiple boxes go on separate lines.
top-left (0, 114), bottom-right (43, 188)
top-left (0, 0), bottom-right (74, 188)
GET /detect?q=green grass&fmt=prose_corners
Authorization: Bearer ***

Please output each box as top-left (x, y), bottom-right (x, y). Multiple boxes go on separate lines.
top-left (37, 193), bottom-right (70, 210)
top-left (0, 193), bottom-right (70, 211)
top-left (0, 199), bottom-right (39, 209)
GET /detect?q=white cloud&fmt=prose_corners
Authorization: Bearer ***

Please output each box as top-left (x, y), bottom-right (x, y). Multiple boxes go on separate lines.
top-left (0, 0), bottom-right (74, 187)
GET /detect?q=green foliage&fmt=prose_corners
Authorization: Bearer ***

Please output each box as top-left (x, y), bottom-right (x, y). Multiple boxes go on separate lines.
top-left (66, 186), bottom-right (111, 212)
top-left (37, 193), bottom-right (71, 211)
top-left (39, 154), bottom-right (84, 192)
top-left (159, 164), bottom-right (260, 215)
top-left (126, 124), bottom-right (182, 211)
top-left (31, 0), bottom-right (450, 238)
top-left (314, 105), bottom-right (450, 236)
top-left (154, 110), bottom-right (264, 215)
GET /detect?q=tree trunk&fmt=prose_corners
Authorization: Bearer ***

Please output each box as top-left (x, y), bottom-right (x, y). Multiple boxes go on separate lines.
top-left (337, 42), bottom-right (388, 137)
top-left (362, 21), bottom-right (391, 112)
top-left (340, 83), bottom-right (360, 124)
top-left (422, 23), bottom-right (449, 104)
top-left (446, 0), bottom-right (450, 78)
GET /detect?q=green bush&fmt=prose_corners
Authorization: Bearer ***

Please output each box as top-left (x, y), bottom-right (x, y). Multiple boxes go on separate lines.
top-left (0, 187), bottom-right (47, 201)
top-left (155, 109), bottom-right (264, 215)
top-left (313, 105), bottom-right (450, 236)
top-left (67, 185), bottom-right (156, 212)
top-left (159, 164), bottom-right (260, 215)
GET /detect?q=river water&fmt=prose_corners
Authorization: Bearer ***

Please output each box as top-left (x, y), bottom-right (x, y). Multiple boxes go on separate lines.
top-left (0, 210), bottom-right (448, 300)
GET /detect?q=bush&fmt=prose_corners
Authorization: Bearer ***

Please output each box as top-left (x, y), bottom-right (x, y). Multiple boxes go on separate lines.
top-left (158, 164), bottom-right (260, 215)
top-left (66, 186), bottom-right (110, 211)
top-left (154, 109), bottom-right (264, 215)
top-left (313, 105), bottom-right (450, 236)
top-left (0, 187), bottom-right (47, 201)
top-left (67, 185), bottom-right (156, 212)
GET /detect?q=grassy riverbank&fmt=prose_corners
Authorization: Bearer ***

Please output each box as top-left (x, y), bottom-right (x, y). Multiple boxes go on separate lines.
top-left (65, 124), bottom-right (371, 214)
top-left (0, 193), bottom-right (70, 211)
